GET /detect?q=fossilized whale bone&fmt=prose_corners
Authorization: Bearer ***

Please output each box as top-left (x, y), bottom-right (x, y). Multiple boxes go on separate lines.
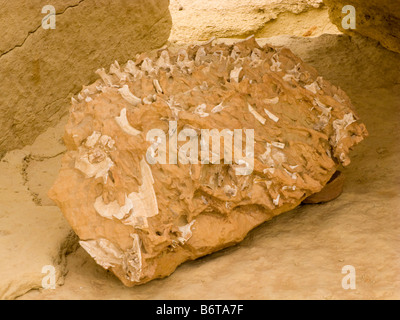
top-left (49, 36), bottom-right (367, 286)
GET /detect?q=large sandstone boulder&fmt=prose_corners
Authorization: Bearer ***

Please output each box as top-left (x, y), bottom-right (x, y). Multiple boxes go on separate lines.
top-left (0, 0), bottom-right (171, 157)
top-left (324, 0), bottom-right (400, 53)
top-left (49, 37), bottom-right (367, 286)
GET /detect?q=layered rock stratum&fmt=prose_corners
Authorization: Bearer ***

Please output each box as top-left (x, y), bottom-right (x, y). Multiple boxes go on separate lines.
top-left (49, 37), bottom-right (367, 286)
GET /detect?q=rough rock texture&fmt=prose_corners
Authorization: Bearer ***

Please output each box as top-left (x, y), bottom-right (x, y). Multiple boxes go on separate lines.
top-left (0, 0), bottom-right (171, 157)
top-left (324, 0), bottom-right (400, 53)
top-left (50, 37), bottom-right (367, 286)
top-left (169, 0), bottom-right (339, 41)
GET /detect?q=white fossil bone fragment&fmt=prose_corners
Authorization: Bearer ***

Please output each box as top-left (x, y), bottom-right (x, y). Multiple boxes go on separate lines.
top-left (110, 61), bottom-right (127, 81)
top-left (201, 196), bottom-right (208, 205)
top-left (176, 49), bottom-right (195, 74)
top-left (203, 36), bottom-right (216, 46)
top-left (124, 233), bottom-right (143, 282)
top-left (314, 98), bottom-right (331, 113)
top-left (94, 194), bottom-right (133, 220)
top-left (264, 108), bottom-right (279, 123)
top-left (230, 46), bottom-right (241, 59)
top-left (273, 194), bottom-right (280, 206)
top-left (82, 88), bottom-right (92, 95)
top-left (332, 113), bottom-right (356, 146)
top-left (124, 60), bottom-right (143, 79)
top-left (260, 143), bottom-right (274, 167)
top-left (248, 104), bottom-right (266, 124)
top-left (79, 238), bottom-right (124, 269)
top-left (156, 50), bottom-right (171, 69)
top-left (283, 74), bottom-right (296, 82)
top-left (99, 135), bottom-right (115, 149)
top-left (146, 136), bottom-right (162, 164)
top-left (96, 68), bottom-right (114, 87)
top-left (304, 81), bottom-right (320, 94)
top-left (195, 47), bottom-right (207, 65)
top-left (153, 79), bottom-right (163, 94)
top-left (79, 235), bottom-right (143, 283)
top-left (234, 159), bottom-right (253, 176)
top-left (272, 150), bottom-right (287, 163)
top-left (211, 102), bottom-right (226, 113)
top-left (263, 168), bottom-right (276, 174)
top-left (282, 185), bottom-right (296, 191)
top-left (230, 66), bottom-right (243, 83)
top-left (85, 131), bottom-right (102, 148)
top-left (177, 220), bottom-right (196, 244)
top-left (270, 53), bottom-right (282, 72)
top-left (143, 94), bottom-right (157, 105)
top-left (283, 168), bottom-right (297, 180)
top-left (194, 103), bottom-right (209, 117)
top-left (264, 97), bottom-right (279, 105)
top-left (74, 148), bottom-right (114, 183)
top-left (313, 98), bottom-right (332, 130)
top-left (115, 108), bottom-right (142, 136)
top-left (283, 63), bottom-right (302, 82)
top-left (94, 159), bottom-right (159, 229)
top-left (271, 141), bottom-right (285, 149)
top-left (118, 85), bottom-right (142, 106)
top-left (240, 34), bottom-right (255, 42)
top-left (123, 158), bottom-right (159, 228)
top-left (71, 97), bottom-right (78, 105)
top-left (141, 58), bottom-right (156, 74)
top-left (213, 50), bottom-right (225, 62)
top-left (251, 48), bottom-right (263, 61)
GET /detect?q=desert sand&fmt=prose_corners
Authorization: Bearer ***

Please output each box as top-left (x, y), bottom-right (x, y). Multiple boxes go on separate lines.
top-left (0, 1), bottom-right (398, 300)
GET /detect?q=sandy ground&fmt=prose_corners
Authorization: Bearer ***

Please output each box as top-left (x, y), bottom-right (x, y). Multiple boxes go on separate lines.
top-left (16, 32), bottom-right (400, 299)
top-left (0, 1), bottom-right (399, 300)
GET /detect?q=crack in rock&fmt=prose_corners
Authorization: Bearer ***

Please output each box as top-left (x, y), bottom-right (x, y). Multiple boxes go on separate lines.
top-left (0, 0), bottom-right (85, 60)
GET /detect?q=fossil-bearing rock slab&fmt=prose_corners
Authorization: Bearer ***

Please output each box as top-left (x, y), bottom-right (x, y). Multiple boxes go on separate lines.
top-left (49, 37), bottom-right (367, 286)
top-left (324, 0), bottom-right (400, 54)
top-left (0, 0), bottom-right (171, 156)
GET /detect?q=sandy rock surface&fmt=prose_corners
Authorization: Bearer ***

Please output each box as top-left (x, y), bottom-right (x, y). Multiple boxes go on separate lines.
top-left (0, 0), bottom-right (171, 157)
top-left (18, 32), bottom-right (400, 299)
top-left (169, 0), bottom-right (340, 41)
top-left (0, 118), bottom-right (72, 300)
top-left (324, 0), bottom-right (400, 54)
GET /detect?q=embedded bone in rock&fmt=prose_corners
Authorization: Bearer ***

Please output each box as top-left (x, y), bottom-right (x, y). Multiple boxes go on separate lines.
top-left (49, 37), bottom-right (368, 286)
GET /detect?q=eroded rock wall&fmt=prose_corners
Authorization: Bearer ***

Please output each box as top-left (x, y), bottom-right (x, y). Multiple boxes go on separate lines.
top-left (0, 0), bottom-right (172, 157)
top-left (169, 0), bottom-right (327, 41)
top-left (324, 0), bottom-right (400, 53)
